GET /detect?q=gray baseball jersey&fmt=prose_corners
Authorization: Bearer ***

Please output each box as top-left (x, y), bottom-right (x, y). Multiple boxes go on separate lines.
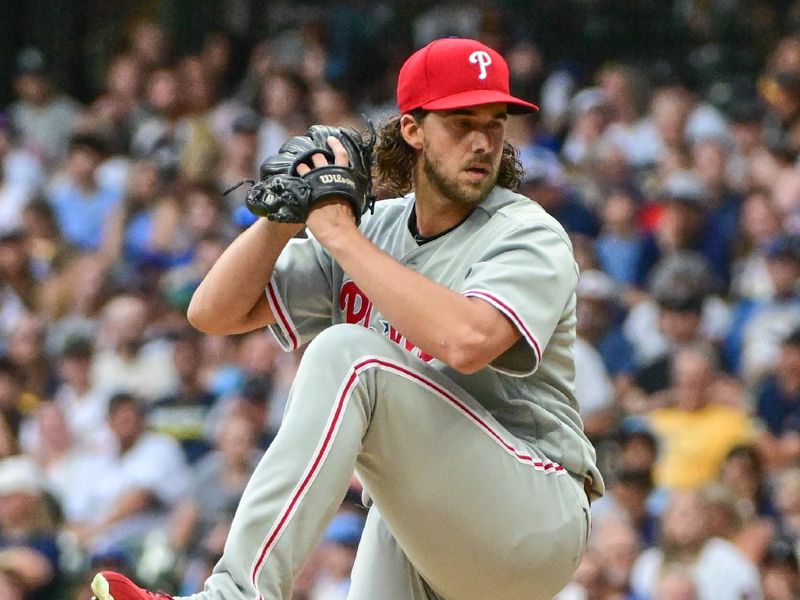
top-left (144, 185), bottom-right (603, 600)
top-left (267, 186), bottom-right (603, 496)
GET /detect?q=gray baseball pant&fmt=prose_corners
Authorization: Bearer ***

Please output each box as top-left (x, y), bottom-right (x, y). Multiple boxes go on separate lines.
top-left (179, 324), bottom-right (589, 600)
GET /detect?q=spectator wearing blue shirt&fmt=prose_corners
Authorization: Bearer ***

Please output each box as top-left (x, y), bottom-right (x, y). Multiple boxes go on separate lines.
top-left (755, 328), bottom-right (800, 470)
top-left (692, 136), bottom-right (743, 282)
top-left (48, 133), bottom-right (121, 251)
top-left (634, 170), bottom-right (731, 289)
top-left (596, 188), bottom-right (646, 286)
top-left (577, 269), bottom-right (636, 378)
top-left (725, 235), bottom-right (800, 381)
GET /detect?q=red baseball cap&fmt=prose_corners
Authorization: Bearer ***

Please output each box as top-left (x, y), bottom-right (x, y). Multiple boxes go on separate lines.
top-left (397, 38), bottom-right (539, 115)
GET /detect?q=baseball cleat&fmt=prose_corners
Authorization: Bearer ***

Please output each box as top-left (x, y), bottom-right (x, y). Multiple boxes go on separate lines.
top-left (91, 571), bottom-right (173, 600)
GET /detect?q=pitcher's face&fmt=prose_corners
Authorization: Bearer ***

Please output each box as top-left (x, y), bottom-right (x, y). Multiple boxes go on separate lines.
top-left (412, 103), bottom-right (507, 206)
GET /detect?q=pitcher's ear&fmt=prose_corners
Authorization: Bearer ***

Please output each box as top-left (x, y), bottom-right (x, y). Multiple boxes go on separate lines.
top-left (400, 113), bottom-right (423, 150)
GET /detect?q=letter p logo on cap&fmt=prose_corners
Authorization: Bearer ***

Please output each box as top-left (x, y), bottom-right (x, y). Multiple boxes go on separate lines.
top-left (469, 51), bottom-right (492, 80)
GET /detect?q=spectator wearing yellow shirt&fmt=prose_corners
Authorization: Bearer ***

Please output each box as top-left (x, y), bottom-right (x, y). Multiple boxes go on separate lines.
top-left (648, 345), bottom-right (754, 490)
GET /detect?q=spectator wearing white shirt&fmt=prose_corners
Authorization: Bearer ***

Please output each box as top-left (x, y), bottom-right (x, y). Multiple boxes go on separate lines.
top-left (53, 337), bottom-right (112, 452)
top-left (28, 402), bottom-right (96, 522)
top-left (631, 489), bottom-right (763, 600)
top-left (0, 115), bottom-right (44, 195)
top-left (67, 392), bottom-right (190, 557)
top-left (575, 270), bottom-right (619, 438)
top-left (92, 295), bottom-right (179, 403)
top-left (19, 338), bottom-right (113, 473)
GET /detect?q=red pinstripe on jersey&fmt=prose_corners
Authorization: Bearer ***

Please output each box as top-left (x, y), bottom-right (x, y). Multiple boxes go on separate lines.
top-left (266, 278), bottom-right (299, 350)
top-left (462, 289), bottom-right (543, 364)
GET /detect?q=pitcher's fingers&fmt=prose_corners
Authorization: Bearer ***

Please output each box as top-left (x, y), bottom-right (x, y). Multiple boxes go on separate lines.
top-left (311, 152), bottom-right (330, 168)
top-left (328, 136), bottom-right (350, 166)
top-left (296, 163), bottom-right (310, 175)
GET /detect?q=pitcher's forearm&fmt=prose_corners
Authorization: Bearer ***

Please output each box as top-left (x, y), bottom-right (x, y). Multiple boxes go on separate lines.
top-left (188, 219), bottom-right (302, 334)
top-left (322, 224), bottom-right (519, 372)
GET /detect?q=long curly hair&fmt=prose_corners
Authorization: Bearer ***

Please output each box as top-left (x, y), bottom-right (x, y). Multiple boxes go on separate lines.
top-left (373, 110), bottom-right (523, 197)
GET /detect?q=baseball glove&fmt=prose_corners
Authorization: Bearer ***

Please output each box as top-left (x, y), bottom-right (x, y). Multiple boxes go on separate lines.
top-left (237, 124), bottom-right (376, 226)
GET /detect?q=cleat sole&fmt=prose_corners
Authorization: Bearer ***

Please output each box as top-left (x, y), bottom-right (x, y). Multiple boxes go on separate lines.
top-left (91, 573), bottom-right (115, 600)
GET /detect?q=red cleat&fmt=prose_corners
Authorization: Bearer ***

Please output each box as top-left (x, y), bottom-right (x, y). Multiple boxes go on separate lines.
top-left (91, 571), bottom-right (173, 600)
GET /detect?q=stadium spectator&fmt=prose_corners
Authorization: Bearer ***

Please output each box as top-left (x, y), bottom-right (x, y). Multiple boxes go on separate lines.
top-left (8, 49), bottom-right (81, 167)
top-left (48, 133), bottom-right (121, 252)
top-left (148, 329), bottom-right (217, 462)
top-left (6, 315), bottom-right (56, 400)
top-left (92, 294), bottom-right (178, 402)
top-left (50, 336), bottom-right (112, 451)
top-left (0, 455), bottom-right (60, 599)
top-left (636, 170), bottom-right (731, 286)
top-left (309, 81), bottom-right (362, 131)
top-left (0, 230), bottom-right (38, 332)
top-left (168, 410), bottom-right (260, 594)
top-left (592, 467), bottom-right (659, 550)
top-left (624, 252), bottom-right (729, 395)
top-left (26, 402), bottom-right (98, 521)
top-left (755, 328), bottom-right (800, 469)
top-left (731, 188), bottom-right (783, 300)
top-left (719, 445), bottom-right (776, 520)
top-left (729, 234), bottom-right (800, 381)
top-left (770, 469), bottom-right (800, 570)
top-left (0, 359), bottom-right (26, 447)
top-left (574, 270), bottom-right (619, 438)
top-left (519, 156), bottom-right (600, 237)
top-left (182, 182), bottom-right (237, 246)
top-left (647, 345), bottom-right (753, 490)
top-left (597, 64), bottom-right (657, 169)
top-left (217, 113), bottom-right (261, 205)
top-left (101, 159), bottom-right (187, 269)
top-left (760, 539), bottom-right (800, 600)
top-left (555, 549), bottom-right (613, 600)
top-left (562, 87), bottom-right (612, 168)
top-left (587, 516), bottom-right (644, 600)
top-left (39, 253), bottom-right (109, 350)
top-left (161, 234), bottom-right (228, 314)
top-left (595, 187), bottom-right (647, 288)
top-left (700, 482), bottom-right (773, 563)
top-left (92, 52), bottom-right (146, 155)
top-left (0, 163), bottom-right (34, 237)
top-left (19, 197), bottom-right (70, 281)
top-left (131, 67), bottom-right (183, 160)
top-left (0, 115), bottom-right (44, 194)
top-left (576, 268), bottom-right (636, 380)
top-left (617, 427), bottom-right (659, 473)
top-left (65, 392), bottom-right (190, 557)
top-left (256, 70), bottom-right (309, 163)
top-left (630, 489), bottom-right (762, 600)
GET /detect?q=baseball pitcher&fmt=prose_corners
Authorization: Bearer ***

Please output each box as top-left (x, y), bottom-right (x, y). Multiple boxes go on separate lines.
top-left (91, 37), bottom-right (604, 600)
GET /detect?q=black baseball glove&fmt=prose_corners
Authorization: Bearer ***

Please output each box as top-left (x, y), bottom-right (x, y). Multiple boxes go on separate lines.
top-left (237, 124), bottom-right (376, 226)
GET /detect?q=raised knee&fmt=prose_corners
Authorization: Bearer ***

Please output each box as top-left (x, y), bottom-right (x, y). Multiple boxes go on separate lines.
top-left (304, 324), bottom-right (395, 362)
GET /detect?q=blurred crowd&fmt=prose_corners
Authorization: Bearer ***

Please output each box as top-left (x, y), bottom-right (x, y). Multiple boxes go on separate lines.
top-left (4, 1), bottom-right (800, 599)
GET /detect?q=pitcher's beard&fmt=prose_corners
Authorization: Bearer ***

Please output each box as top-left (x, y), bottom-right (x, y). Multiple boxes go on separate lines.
top-left (421, 145), bottom-right (497, 206)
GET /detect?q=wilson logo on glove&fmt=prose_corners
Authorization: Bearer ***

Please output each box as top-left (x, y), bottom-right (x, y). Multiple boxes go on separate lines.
top-left (319, 174), bottom-right (356, 188)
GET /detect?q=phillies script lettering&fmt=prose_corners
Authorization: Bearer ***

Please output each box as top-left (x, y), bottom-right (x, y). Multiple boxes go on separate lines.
top-left (339, 281), bottom-right (433, 362)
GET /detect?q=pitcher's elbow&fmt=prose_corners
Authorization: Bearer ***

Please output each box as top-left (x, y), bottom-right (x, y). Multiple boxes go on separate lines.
top-left (443, 333), bottom-right (491, 374)
top-left (187, 296), bottom-right (216, 334)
